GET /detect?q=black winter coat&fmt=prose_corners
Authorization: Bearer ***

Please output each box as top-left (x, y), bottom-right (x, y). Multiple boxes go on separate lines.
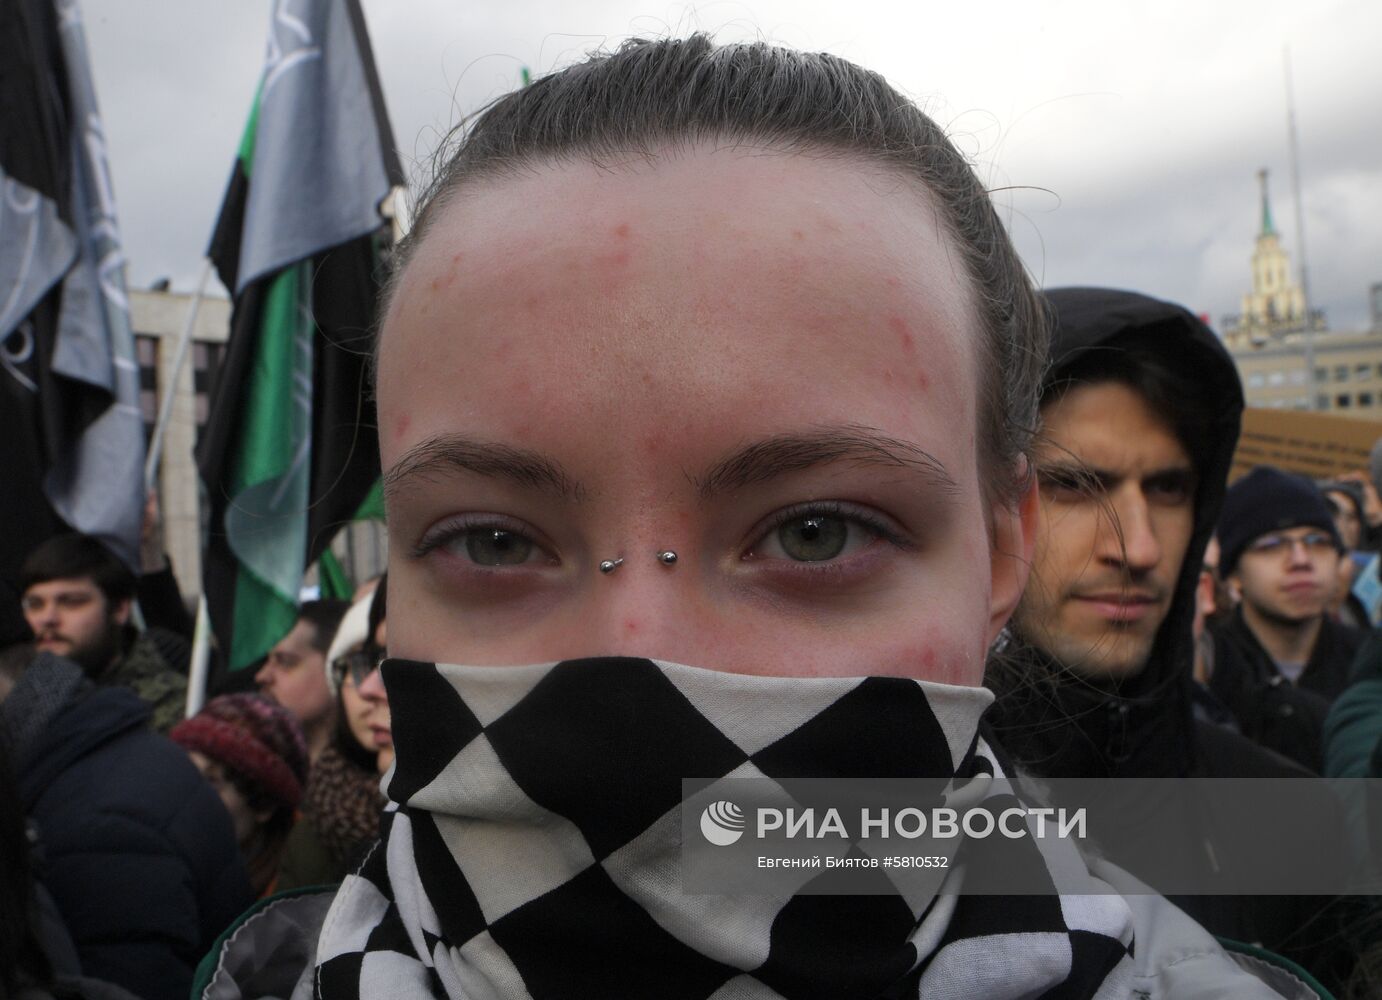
top-left (13, 661), bottom-right (253, 1000)
top-left (1209, 608), bottom-right (1358, 773)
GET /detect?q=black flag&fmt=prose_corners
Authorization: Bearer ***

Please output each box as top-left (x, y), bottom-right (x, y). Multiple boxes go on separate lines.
top-left (197, 0), bottom-right (402, 673)
top-left (0, 0), bottom-right (145, 641)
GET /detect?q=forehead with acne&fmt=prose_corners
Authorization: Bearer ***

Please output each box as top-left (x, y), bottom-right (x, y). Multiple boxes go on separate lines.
top-left (377, 146), bottom-right (981, 470)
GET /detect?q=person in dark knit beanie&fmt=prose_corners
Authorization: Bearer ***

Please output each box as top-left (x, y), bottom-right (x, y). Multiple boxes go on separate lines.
top-left (1210, 466), bottom-right (1363, 772)
top-left (1217, 467), bottom-right (1342, 577)
top-left (172, 694), bottom-right (309, 895)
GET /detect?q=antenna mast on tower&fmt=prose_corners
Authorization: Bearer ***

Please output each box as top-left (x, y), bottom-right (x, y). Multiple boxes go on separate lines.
top-left (1284, 46), bottom-right (1316, 404)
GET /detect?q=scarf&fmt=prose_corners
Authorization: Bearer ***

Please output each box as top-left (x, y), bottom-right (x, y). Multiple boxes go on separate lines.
top-left (2, 652), bottom-right (85, 765)
top-left (304, 743), bottom-right (387, 869)
top-left (314, 657), bottom-right (1136, 999)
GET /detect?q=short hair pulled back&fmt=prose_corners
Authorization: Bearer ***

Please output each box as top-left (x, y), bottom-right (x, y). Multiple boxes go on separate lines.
top-left (383, 34), bottom-right (1047, 505)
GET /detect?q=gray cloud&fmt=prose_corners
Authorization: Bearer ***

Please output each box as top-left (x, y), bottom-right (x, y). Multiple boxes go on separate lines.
top-left (81, 0), bottom-right (1382, 333)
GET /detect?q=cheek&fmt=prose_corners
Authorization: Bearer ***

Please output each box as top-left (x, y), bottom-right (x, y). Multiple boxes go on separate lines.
top-left (69, 609), bottom-right (101, 638)
top-left (1230, 569), bottom-right (1259, 599)
top-left (894, 632), bottom-right (981, 685)
top-left (343, 688), bottom-right (369, 722)
top-left (386, 580), bottom-right (453, 664)
top-left (283, 672), bottom-right (327, 712)
top-left (1160, 509), bottom-right (1196, 570)
top-left (220, 788), bottom-right (253, 836)
top-left (1033, 506), bottom-right (1096, 587)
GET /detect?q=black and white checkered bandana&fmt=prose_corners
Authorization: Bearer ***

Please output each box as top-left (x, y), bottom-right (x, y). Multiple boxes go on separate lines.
top-left (315, 657), bottom-right (1135, 998)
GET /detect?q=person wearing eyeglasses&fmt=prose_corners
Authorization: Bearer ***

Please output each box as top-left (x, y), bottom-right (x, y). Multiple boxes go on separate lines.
top-left (275, 591), bottom-right (387, 890)
top-left (1209, 466), bottom-right (1364, 772)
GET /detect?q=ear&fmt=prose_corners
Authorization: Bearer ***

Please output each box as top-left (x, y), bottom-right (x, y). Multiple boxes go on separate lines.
top-left (1224, 570), bottom-right (1242, 604)
top-left (1195, 569), bottom-right (1217, 618)
top-left (986, 462), bottom-right (1038, 646)
top-left (110, 597), bottom-right (132, 628)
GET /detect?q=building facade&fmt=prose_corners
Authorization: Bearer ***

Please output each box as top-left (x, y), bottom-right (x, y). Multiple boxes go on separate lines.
top-left (131, 287), bottom-right (385, 602)
top-left (1222, 171), bottom-right (1382, 420)
top-left (1232, 338), bottom-right (1382, 417)
top-left (131, 287), bottom-right (229, 598)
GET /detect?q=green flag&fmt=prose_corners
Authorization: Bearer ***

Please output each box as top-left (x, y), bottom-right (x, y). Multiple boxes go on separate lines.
top-left (198, 0), bottom-right (401, 672)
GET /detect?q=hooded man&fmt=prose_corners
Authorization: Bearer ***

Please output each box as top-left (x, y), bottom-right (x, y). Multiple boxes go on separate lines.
top-left (986, 287), bottom-right (1352, 984)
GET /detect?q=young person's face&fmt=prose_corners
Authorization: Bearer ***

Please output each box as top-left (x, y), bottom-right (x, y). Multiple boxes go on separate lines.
top-left (21, 577), bottom-right (128, 673)
top-left (255, 620), bottom-right (333, 729)
top-left (1013, 382), bottom-right (1196, 678)
top-left (1326, 491), bottom-right (1363, 551)
top-left (188, 750), bottom-right (266, 849)
top-left (339, 660), bottom-right (375, 755)
top-left (1229, 526), bottom-right (1339, 626)
top-left (378, 148), bottom-right (1032, 683)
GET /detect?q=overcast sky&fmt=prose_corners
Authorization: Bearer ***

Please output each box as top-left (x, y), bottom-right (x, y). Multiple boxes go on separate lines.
top-left (80, 0), bottom-right (1382, 331)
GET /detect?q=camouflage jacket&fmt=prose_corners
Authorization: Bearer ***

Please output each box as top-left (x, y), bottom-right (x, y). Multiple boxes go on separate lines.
top-left (100, 630), bottom-right (187, 734)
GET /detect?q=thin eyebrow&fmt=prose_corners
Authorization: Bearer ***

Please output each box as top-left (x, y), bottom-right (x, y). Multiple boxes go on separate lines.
top-left (693, 425), bottom-right (960, 501)
top-left (384, 434), bottom-right (583, 504)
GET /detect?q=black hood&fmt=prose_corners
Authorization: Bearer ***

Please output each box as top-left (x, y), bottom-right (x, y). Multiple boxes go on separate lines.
top-left (987, 287), bottom-right (1244, 778)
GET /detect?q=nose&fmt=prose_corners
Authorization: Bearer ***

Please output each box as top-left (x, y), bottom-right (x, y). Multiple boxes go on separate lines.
top-left (552, 560), bottom-right (705, 665)
top-left (358, 666), bottom-right (386, 703)
top-left (254, 661), bottom-right (273, 688)
top-left (1284, 538), bottom-right (1314, 568)
top-left (1099, 486), bottom-right (1162, 574)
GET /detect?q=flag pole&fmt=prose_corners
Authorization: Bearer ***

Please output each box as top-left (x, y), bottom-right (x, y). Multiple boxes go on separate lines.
top-left (145, 258), bottom-right (214, 492)
top-left (184, 594), bottom-right (213, 718)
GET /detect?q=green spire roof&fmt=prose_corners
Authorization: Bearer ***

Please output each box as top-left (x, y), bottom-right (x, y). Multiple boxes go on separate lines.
top-left (1258, 168), bottom-right (1277, 236)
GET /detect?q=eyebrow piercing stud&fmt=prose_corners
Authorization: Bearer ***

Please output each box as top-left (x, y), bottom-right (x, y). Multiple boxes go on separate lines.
top-left (656, 550), bottom-right (678, 566)
top-left (599, 558), bottom-right (625, 575)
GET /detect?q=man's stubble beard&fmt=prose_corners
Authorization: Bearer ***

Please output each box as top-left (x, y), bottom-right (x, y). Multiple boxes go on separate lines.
top-left (1012, 590), bottom-right (1158, 682)
top-left (67, 620), bottom-right (125, 679)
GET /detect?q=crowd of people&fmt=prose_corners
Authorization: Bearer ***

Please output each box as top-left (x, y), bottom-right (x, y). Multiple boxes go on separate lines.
top-left (0, 542), bottom-right (394, 1000)
top-left (2, 33), bottom-right (1380, 1000)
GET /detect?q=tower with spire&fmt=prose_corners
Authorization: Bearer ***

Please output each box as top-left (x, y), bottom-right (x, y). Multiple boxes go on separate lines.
top-left (1224, 168), bottom-right (1310, 348)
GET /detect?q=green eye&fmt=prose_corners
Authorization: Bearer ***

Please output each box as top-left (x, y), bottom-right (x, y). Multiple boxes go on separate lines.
top-left (777, 516), bottom-right (848, 562)
top-left (464, 529), bottom-right (534, 566)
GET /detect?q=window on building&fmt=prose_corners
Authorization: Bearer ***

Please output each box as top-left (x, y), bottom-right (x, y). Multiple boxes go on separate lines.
top-left (1316, 394), bottom-right (1331, 410)
top-left (135, 335), bottom-right (159, 441)
top-left (1248, 373), bottom-right (1266, 388)
top-left (1267, 371), bottom-right (1285, 386)
top-left (1360, 392), bottom-right (1375, 408)
top-left (1335, 365), bottom-right (1350, 382)
top-left (1358, 364), bottom-right (1373, 380)
top-left (1316, 367), bottom-right (1328, 383)
top-left (1289, 370), bottom-right (1306, 385)
top-left (1336, 394), bottom-right (1352, 408)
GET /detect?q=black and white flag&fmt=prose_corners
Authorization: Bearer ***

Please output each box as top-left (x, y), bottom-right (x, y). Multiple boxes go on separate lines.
top-left (0, 0), bottom-right (145, 632)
